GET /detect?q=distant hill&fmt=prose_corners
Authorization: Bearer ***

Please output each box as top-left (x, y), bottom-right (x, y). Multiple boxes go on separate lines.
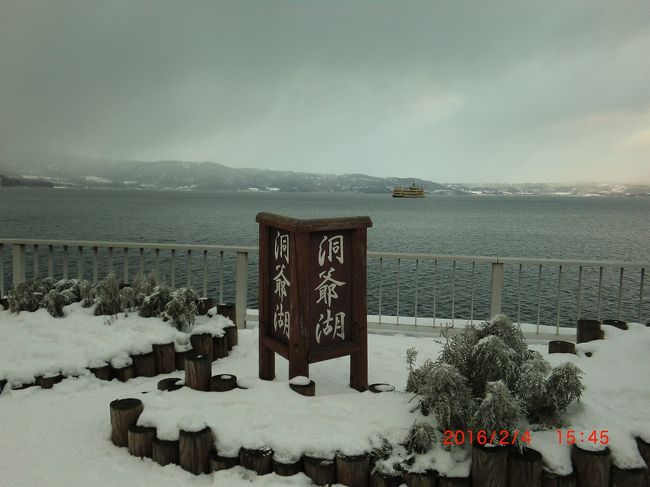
top-left (0, 174), bottom-right (53, 188)
top-left (0, 154), bottom-right (455, 194)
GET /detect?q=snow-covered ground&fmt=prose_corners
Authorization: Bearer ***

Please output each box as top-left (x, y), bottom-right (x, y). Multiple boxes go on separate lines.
top-left (0, 305), bottom-right (648, 486)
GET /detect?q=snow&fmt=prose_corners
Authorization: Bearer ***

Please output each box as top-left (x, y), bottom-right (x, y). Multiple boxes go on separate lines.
top-left (0, 305), bottom-right (649, 485)
top-left (288, 376), bottom-right (311, 386)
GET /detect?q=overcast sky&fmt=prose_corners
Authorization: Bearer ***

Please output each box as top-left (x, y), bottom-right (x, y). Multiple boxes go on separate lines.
top-left (1, 0), bottom-right (649, 183)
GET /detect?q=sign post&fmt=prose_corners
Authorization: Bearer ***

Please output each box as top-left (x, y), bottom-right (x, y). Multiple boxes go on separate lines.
top-left (256, 213), bottom-right (372, 391)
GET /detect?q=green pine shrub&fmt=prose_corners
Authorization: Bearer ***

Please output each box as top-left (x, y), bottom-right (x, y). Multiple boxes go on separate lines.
top-left (163, 287), bottom-right (198, 330)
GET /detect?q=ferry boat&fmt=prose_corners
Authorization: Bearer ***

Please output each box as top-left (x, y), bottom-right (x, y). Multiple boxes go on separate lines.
top-left (392, 182), bottom-right (425, 198)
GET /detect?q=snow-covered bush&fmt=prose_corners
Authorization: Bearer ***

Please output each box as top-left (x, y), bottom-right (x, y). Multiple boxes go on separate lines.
top-left (43, 289), bottom-right (69, 318)
top-left (130, 273), bottom-right (157, 308)
top-left (139, 284), bottom-right (173, 318)
top-left (119, 286), bottom-right (138, 313)
top-left (405, 314), bottom-right (585, 442)
top-left (7, 280), bottom-right (43, 312)
top-left (471, 381), bottom-right (521, 439)
top-left (80, 280), bottom-right (95, 308)
top-left (94, 273), bottom-right (121, 316)
top-left (163, 287), bottom-right (198, 330)
top-left (404, 421), bottom-right (437, 454)
top-left (54, 279), bottom-right (81, 303)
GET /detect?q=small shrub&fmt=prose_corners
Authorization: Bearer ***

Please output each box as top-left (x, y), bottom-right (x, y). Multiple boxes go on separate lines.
top-left (404, 422), bottom-right (437, 454)
top-left (471, 335), bottom-right (519, 396)
top-left (139, 284), bottom-right (173, 318)
top-left (164, 287), bottom-right (198, 330)
top-left (80, 280), bottom-right (95, 308)
top-left (54, 279), bottom-right (81, 302)
top-left (119, 286), bottom-right (138, 312)
top-left (43, 290), bottom-right (68, 318)
top-left (94, 274), bottom-right (121, 316)
top-left (471, 381), bottom-right (522, 442)
top-left (7, 281), bottom-right (42, 312)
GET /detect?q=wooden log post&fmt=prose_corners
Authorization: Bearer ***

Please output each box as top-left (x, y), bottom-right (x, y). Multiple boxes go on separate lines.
top-left (369, 383), bottom-right (396, 393)
top-left (209, 450), bottom-right (239, 472)
top-left (576, 319), bottom-right (603, 344)
top-left (370, 471), bottom-right (405, 487)
top-left (218, 303), bottom-right (237, 324)
top-left (110, 398), bottom-right (144, 447)
top-left (610, 466), bottom-right (645, 487)
top-left (225, 325), bottom-right (238, 350)
top-left (152, 437), bottom-right (179, 466)
top-left (336, 453), bottom-right (370, 486)
top-left (571, 445), bottom-right (610, 487)
top-left (0, 379), bottom-right (6, 394)
top-left (405, 470), bottom-right (438, 487)
top-left (113, 364), bottom-right (135, 382)
top-left (273, 457), bottom-right (303, 476)
top-left (36, 373), bottom-right (63, 389)
top-left (303, 456), bottom-right (337, 486)
top-left (132, 352), bottom-right (156, 377)
top-left (239, 447), bottom-right (273, 475)
top-left (175, 349), bottom-right (193, 371)
top-left (153, 342), bottom-right (176, 374)
top-left (210, 374), bottom-right (237, 392)
top-left (212, 335), bottom-right (228, 359)
top-left (507, 447), bottom-right (542, 487)
top-left (185, 354), bottom-right (211, 392)
top-left (157, 378), bottom-right (183, 391)
top-left (128, 425), bottom-right (156, 458)
top-left (190, 333), bottom-right (214, 361)
top-left (12, 381), bottom-right (35, 390)
top-left (196, 297), bottom-right (214, 316)
top-left (602, 319), bottom-right (628, 330)
top-left (90, 364), bottom-right (113, 381)
top-left (438, 477), bottom-right (471, 487)
top-left (542, 472), bottom-right (576, 487)
top-left (635, 437), bottom-right (650, 487)
top-left (472, 444), bottom-right (508, 487)
top-left (289, 377), bottom-right (316, 397)
top-left (179, 427), bottom-right (212, 475)
top-left (548, 341), bottom-right (576, 354)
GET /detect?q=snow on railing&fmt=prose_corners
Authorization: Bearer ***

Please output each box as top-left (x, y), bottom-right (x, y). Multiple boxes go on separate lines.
top-left (1, 238), bottom-right (647, 335)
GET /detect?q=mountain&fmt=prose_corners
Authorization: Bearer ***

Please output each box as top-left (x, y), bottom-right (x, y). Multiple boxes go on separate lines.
top-left (0, 154), bottom-right (454, 194)
top-left (447, 182), bottom-right (650, 197)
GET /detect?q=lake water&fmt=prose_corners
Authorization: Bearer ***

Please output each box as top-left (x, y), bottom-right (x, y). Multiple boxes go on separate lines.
top-left (1, 188), bottom-right (649, 325)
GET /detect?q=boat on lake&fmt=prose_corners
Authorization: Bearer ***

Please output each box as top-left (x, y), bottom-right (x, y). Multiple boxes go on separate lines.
top-left (392, 182), bottom-right (425, 198)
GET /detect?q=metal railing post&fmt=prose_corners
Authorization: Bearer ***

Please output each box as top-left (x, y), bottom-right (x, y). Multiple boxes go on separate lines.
top-left (490, 261), bottom-right (504, 317)
top-left (12, 243), bottom-right (26, 287)
top-left (235, 251), bottom-right (248, 329)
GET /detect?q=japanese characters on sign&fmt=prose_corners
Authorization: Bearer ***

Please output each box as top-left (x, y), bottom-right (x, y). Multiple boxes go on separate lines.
top-left (271, 231), bottom-right (290, 340)
top-left (311, 232), bottom-right (352, 346)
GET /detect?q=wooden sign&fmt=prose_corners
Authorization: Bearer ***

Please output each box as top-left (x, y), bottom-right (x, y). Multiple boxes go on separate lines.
top-left (256, 213), bottom-right (372, 391)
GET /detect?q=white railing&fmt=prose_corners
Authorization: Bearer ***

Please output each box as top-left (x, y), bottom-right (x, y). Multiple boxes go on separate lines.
top-left (1, 238), bottom-right (648, 336)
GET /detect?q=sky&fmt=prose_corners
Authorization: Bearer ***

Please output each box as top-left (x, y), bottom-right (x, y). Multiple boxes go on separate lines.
top-left (0, 0), bottom-right (649, 184)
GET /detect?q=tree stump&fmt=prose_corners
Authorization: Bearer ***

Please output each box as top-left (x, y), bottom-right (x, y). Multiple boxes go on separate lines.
top-left (153, 342), bottom-right (176, 374)
top-left (128, 425), bottom-right (156, 458)
top-left (210, 374), bottom-right (237, 392)
top-left (369, 383), bottom-right (396, 393)
top-left (190, 333), bottom-right (214, 361)
top-left (175, 349), bottom-right (193, 371)
top-left (225, 325), bottom-right (238, 350)
top-left (152, 437), bottom-right (179, 466)
top-left (209, 450), bottom-right (239, 472)
top-left (289, 378), bottom-right (315, 397)
top-left (179, 427), bottom-right (212, 475)
top-left (508, 447), bottom-right (542, 487)
top-left (610, 465), bottom-right (645, 487)
top-left (110, 398), bottom-right (144, 447)
top-left (602, 319), bottom-right (628, 330)
top-left (36, 373), bottom-right (63, 389)
top-left (90, 364), bottom-right (113, 381)
top-left (576, 319), bottom-right (602, 344)
top-left (239, 447), bottom-right (273, 475)
top-left (0, 379), bottom-right (6, 394)
top-left (273, 457), bottom-right (303, 476)
top-left (157, 378), bottom-right (183, 391)
top-left (635, 437), bottom-right (650, 487)
top-left (370, 471), bottom-right (405, 487)
top-left (196, 297), bottom-right (214, 316)
top-left (439, 477), bottom-right (471, 487)
top-left (212, 335), bottom-right (228, 359)
top-left (303, 455), bottom-right (336, 486)
top-left (472, 444), bottom-right (508, 487)
top-left (113, 364), bottom-right (135, 382)
top-left (548, 341), bottom-right (575, 354)
top-left (218, 303), bottom-right (237, 324)
top-left (185, 354), bottom-right (211, 391)
top-left (405, 470), bottom-right (438, 487)
top-left (336, 453), bottom-right (370, 486)
top-left (12, 381), bottom-right (35, 390)
top-left (542, 471), bottom-right (576, 487)
top-left (571, 445), bottom-right (610, 487)
top-left (133, 352), bottom-right (156, 377)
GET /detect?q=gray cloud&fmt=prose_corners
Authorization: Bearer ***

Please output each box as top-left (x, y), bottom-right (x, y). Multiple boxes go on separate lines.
top-left (1, 0), bottom-right (649, 182)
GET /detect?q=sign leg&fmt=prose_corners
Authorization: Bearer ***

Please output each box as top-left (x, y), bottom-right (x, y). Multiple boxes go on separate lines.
top-left (259, 345), bottom-right (275, 381)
